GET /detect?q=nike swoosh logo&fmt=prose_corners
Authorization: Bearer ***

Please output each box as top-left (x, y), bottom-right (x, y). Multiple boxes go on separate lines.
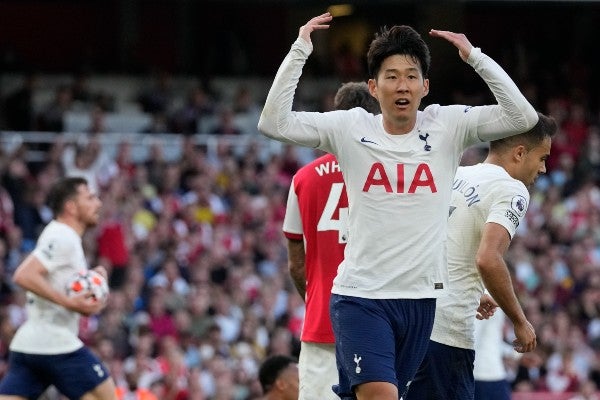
top-left (360, 137), bottom-right (378, 145)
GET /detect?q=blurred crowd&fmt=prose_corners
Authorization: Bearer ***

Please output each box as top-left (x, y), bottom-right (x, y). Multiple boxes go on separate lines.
top-left (2, 45), bottom-right (600, 400)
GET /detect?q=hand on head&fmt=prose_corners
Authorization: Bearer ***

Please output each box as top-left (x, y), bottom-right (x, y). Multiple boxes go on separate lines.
top-left (429, 29), bottom-right (474, 62)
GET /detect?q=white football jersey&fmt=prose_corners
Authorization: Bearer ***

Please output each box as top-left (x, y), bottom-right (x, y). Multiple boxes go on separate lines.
top-left (259, 38), bottom-right (537, 299)
top-left (430, 164), bottom-right (529, 349)
top-left (10, 220), bottom-right (87, 354)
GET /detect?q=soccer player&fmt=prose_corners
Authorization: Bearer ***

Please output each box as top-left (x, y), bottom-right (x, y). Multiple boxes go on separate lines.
top-left (258, 12), bottom-right (538, 400)
top-left (258, 355), bottom-right (299, 400)
top-left (0, 177), bottom-right (117, 400)
top-left (408, 113), bottom-right (557, 399)
top-left (284, 81), bottom-right (380, 400)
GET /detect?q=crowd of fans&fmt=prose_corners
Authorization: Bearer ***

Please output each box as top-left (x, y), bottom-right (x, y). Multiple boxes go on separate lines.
top-left (2, 46), bottom-right (600, 400)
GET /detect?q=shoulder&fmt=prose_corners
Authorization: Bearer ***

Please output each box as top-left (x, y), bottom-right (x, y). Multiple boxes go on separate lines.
top-left (337, 107), bottom-right (378, 123)
top-left (422, 103), bottom-right (473, 118)
top-left (490, 173), bottom-right (528, 197)
top-left (38, 221), bottom-right (80, 249)
top-left (487, 176), bottom-right (529, 213)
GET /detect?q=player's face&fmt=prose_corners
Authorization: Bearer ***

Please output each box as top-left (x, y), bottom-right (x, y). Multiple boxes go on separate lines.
top-left (369, 54), bottom-right (429, 134)
top-left (73, 184), bottom-right (102, 227)
top-left (279, 364), bottom-right (299, 400)
top-left (520, 137), bottom-right (552, 187)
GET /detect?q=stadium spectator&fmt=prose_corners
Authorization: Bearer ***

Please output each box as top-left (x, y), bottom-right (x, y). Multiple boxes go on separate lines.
top-left (257, 354), bottom-right (299, 400)
top-left (37, 84), bottom-right (73, 132)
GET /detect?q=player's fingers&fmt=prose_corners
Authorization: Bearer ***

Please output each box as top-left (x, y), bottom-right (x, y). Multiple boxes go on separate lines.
top-left (304, 13), bottom-right (332, 29)
top-left (299, 15), bottom-right (331, 41)
top-left (311, 12), bottom-right (332, 21)
top-left (93, 265), bottom-right (108, 279)
top-left (513, 340), bottom-right (525, 353)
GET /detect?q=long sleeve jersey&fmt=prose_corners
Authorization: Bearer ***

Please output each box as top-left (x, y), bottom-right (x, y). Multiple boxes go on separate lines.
top-left (259, 37), bottom-right (537, 299)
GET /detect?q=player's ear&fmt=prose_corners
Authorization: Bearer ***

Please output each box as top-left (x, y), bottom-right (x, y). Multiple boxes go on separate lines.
top-left (422, 78), bottom-right (429, 97)
top-left (514, 144), bottom-right (526, 162)
top-left (63, 198), bottom-right (77, 215)
top-left (368, 79), bottom-right (378, 99)
top-left (274, 376), bottom-right (286, 391)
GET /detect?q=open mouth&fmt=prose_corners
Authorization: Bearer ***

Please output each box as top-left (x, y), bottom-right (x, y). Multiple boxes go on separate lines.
top-left (395, 99), bottom-right (409, 107)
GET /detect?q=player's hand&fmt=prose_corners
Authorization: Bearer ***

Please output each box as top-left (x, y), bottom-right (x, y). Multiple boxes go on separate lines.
top-left (298, 13), bottom-right (332, 46)
top-left (512, 319), bottom-right (536, 353)
top-left (476, 293), bottom-right (498, 320)
top-left (65, 291), bottom-right (105, 316)
top-left (92, 265), bottom-right (108, 280)
top-left (429, 29), bottom-right (474, 62)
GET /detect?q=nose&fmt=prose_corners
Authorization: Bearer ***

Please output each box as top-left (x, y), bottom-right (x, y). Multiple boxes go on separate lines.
top-left (396, 78), bottom-right (409, 92)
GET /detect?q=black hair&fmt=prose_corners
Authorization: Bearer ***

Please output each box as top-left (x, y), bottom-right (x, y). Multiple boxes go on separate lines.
top-left (334, 81), bottom-right (381, 114)
top-left (47, 176), bottom-right (88, 216)
top-left (367, 25), bottom-right (431, 79)
top-left (258, 354), bottom-right (297, 393)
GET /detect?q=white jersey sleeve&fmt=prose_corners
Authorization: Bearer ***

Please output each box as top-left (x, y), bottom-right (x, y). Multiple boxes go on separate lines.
top-left (465, 48), bottom-right (538, 141)
top-left (258, 40), bottom-right (537, 151)
top-left (486, 182), bottom-right (529, 239)
top-left (283, 176), bottom-right (303, 236)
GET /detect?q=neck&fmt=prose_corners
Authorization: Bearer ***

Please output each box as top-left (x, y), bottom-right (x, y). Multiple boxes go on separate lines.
top-left (484, 154), bottom-right (516, 179)
top-left (55, 216), bottom-right (85, 237)
top-left (383, 115), bottom-right (415, 135)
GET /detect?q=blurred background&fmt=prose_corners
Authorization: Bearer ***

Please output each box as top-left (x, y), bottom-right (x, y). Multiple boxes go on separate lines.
top-left (2, 1), bottom-right (600, 399)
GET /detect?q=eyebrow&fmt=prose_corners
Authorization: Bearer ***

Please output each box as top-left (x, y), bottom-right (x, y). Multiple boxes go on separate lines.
top-left (384, 67), bottom-right (420, 74)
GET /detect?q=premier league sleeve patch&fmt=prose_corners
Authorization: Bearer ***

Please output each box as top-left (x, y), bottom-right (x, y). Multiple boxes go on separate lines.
top-left (510, 195), bottom-right (528, 217)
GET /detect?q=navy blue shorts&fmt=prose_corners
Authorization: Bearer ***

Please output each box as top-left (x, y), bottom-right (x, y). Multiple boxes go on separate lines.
top-left (0, 347), bottom-right (111, 400)
top-left (330, 294), bottom-right (436, 400)
top-left (474, 379), bottom-right (511, 400)
top-left (408, 340), bottom-right (475, 400)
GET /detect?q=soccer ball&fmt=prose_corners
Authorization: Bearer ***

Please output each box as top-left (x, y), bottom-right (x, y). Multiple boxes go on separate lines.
top-left (66, 270), bottom-right (109, 303)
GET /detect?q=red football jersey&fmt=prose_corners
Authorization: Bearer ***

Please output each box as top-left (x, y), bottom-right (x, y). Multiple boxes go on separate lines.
top-left (283, 153), bottom-right (348, 343)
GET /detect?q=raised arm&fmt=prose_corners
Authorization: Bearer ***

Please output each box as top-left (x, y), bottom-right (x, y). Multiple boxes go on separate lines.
top-left (430, 29), bottom-right (538, 142)
top-left (257, 13), bottom-right (332, 147)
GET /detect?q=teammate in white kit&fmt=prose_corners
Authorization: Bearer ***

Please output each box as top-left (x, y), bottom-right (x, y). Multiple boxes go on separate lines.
top-left (408, 113), bottom-right (557, 399)
top-left (0, 177), bottom-right (117, 400)
top-left (258, 12), bottom-right (538, 400)
top-left (284, 81), bottom-right (380, 400)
